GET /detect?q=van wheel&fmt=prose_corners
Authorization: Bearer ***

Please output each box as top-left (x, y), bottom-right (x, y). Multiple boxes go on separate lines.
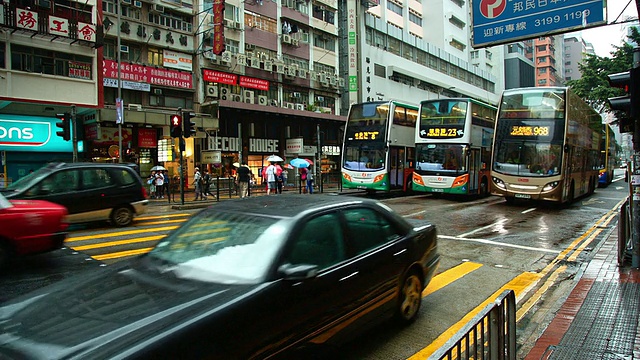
top-left (111, 206), bottom-right (134, 227)
top-left (395, 270), bottom-right (423, 324)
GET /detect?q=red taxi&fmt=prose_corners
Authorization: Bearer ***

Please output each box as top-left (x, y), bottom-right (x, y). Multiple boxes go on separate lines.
top-left (0, 191), bottom-right (68, 268)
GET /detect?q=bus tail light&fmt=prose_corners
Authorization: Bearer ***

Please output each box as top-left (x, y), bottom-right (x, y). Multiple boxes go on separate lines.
top-left (542, 181), bottom-right (559, 192)
top-left (342, 172), bottom-right (352, 182)
top-left (452, 174), bottom-right (469, 188)
top-left (492, 177), bottom-right (506, 190)
top-left (412, 173), bottom-right (425, 186)
top-left (373, 174), bottom-right (385, 183)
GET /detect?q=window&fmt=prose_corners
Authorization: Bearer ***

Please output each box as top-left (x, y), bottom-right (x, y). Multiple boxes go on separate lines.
top-left (387, 1), bottom-right (403, 15)
top-left (244, 11), bottom-right (278, 33)
top-left (374, 63), bottom-right (386, 77)
top-left (286, 213), bottom-right (345, 270)
top-left (409, 13), bottom-right (422, 26)
top-left (0, 42), bottom-right (5, 68)
top-left (485, 50), bottom-right (492, 60)
top-left (539, 68), bottom-right (547, 74)
top-left (82, 169), bottom-right (114, 190)
top-left (343, 208), bottom-right (400, 255)
top-left (536, 45), bottom-right (547, 52)
top-left (10, 45), bottom-right (93, 79)
top-left (471, 50), bottom-right (479, 59)
top-left (148, 10), bottom-right (192, 32)
top-left (29, 170), bottom-right (80, 195)
top-left (148, 48), bottom-right (163, 66)
top-left (313, 33), bottom-right (335, 51)
top-left (448, 15), bottom-right (465, 29)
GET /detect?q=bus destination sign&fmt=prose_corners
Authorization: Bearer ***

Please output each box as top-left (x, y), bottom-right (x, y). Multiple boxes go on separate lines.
top-left (510, 126), bottom-right (550, 137)
top-left (353, 131), bottom-right (380, 140)
top-left (420, 127), bottom-right (464, 138)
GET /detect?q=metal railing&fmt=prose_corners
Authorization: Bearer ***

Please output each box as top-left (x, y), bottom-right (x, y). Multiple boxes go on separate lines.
top-left (430, 290), bottom-right (516, 360)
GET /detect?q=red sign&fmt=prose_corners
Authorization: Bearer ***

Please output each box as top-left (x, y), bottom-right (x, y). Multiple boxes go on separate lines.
top-left (239, 76), bottom-right (269, 91)
top-left (213, 0), bottom-right (225, 55)
top-left (103, 60), bottom-right (193, 89)
top-left (203, 69), bottom-right (237, 85)
top-left (138, 128), bottom-right (158, 148)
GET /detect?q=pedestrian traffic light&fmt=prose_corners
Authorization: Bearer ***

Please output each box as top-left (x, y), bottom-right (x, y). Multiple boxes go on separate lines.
top-left (182, 111), bottom-right (197, 138)
top-left (55, 112), bottom-right (71, 141)
top-left (170, 115), bottom-right (182, 138)
top-left (608, 71), bottom-right (632, 116)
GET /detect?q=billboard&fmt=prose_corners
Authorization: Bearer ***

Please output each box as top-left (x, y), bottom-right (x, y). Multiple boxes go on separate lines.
top-left (471, 0), bottom-right (606, 48)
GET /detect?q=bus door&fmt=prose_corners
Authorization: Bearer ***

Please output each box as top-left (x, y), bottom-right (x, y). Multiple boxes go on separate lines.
top-left (468, 148), bottom-right (481, 193)
top-left (389, 147), bottom-right (405, 188)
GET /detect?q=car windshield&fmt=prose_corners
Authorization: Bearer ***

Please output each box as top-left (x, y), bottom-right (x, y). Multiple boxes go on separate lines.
top-left (147, 211), bottom-right (289, 285)
top-left (3, 168), bottom-right (46, 191)
top-left (0, 192), bottom-right (12, 209)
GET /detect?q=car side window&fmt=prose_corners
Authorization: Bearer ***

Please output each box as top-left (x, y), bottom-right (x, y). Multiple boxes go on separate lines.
top-left (286, 213), bottom-right (345, 270)
top-left (343, 208), bottom-right (401, 255)
top-left (32, 170), bottom-right (80, 195)
top-left (81, 169), bottom-right (113, 190)
top-left (112, 168), bottom-right (137, 185)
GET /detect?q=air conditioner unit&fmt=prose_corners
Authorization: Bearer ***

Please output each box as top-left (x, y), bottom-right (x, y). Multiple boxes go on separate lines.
top-left (151, 4), bottom-right (164, 13)
top-left (234, 22), bottom-right (242, 30)
top-left (250, 57), bottom-right (260, 69)
top-left (203, 51), bottom-right (215, 60)
top-left (270, 99), bottom-right (279, 107)
top-left (316, 96), bottom-right (325, 102)
top-left (286, 103), bottom-right (295, 109)
top-left (221, 94), bottom-right (229, 101)
top-left (120, 45), bottom-right (129, 53)
top-left (245, 43), bottom-right (256, 51)
top-left (229, 94), bottom-right (242, 102)
top-left (276, 63), bottom-right (285, 74)
top-left (206, 85), bottom-right (218, 98)
top-left (282, 34), bottom-right (292, 44)
top-left (257, 95), bottom-right (268, 105)
top-left (133, 0), bottom-right (142, 7)
top-left (127, 103), bottom-right (142, 111)
top-left (221, 87), bottom-right (230, 96)
top-left (153, 89), bottom-right (162, 95)
top-left (243, 90), bottom-right (255, 103)
top-left (295, 103), bottom-right (304, 111)
top-left (291, 39), bottom-right (299, 47)
top-left (224, 19), bottom-right (232, 27)
top-left (263, 60), bottom-right (273, 72)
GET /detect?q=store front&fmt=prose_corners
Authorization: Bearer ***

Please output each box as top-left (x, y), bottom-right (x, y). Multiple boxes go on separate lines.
top-left (0, 114), bottom-right (77, 184)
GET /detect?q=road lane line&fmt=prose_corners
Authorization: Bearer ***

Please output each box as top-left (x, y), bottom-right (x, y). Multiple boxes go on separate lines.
top-left (522, 208), bottom-right (536, 214)
top-left (422, 262), bottom-right (483, 297)
top-left (135, 213), bottom-right (193, 221)
top-left (438, 235), bottom-right (560, 254)
top-left (405, 210), bottom-right (427, 217)
top-left (93, 248), bottom-right (154, 261)
top-left (65, 225), bottom-right (179, 242)
top-left (516, 265), bottom-right (567, 322)
top-left (458, 219), bottom-right (508, 238)
top-left (132, 219), bottom-right (187, 226)
top-left (71, 235), bottom-right (166, 251)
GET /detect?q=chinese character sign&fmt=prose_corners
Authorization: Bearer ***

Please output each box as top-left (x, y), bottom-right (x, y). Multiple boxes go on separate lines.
top-left (16, 8), bottom-right (38, 30)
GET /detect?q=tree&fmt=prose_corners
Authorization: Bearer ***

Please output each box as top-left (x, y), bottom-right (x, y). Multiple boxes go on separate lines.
top-left (567, 27), bottom-right (640, 117)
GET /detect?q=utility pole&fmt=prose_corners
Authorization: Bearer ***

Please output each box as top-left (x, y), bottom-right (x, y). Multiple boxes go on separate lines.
top-left (632, 47), bottom-right (640, 268)
top-left (116, 0), bottom-right (123, 163)
top-left (71, 105), bottom-right (78, 163)
top-left (317, 123), bottom-right (322, 193)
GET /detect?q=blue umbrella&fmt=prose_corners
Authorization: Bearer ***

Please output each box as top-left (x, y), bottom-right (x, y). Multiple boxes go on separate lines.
top-left (290, 158), bottom-right (310, 168)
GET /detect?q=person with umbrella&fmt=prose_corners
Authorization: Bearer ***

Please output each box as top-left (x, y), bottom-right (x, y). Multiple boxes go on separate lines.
top-left (264, 162), bottom-right (277, 195)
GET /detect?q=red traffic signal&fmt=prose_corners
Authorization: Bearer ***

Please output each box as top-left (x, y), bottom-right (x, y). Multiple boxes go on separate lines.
top-left (170, 115), bottom-right (182, 138)
top-left (55, 113), bottom-right (71, 141)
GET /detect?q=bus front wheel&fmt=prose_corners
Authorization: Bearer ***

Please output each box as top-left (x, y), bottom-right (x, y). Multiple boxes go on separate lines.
top-left (505, 197), bottom-right (515, 205)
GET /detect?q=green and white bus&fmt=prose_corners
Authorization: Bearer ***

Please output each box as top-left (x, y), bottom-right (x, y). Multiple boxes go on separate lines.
top-left (341, 101), bottom-right (418, 193)
top-left (413, 98), bottom-right (497, 196)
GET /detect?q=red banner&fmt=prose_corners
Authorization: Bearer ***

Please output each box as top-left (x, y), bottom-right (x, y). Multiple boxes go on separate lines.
top-left (213, 0), bottom-right (225, 55)
top-left (203, 69), bottom-right (237, 85)
top-left (103, 60), bottom-right (193, 89)
top-left (239, 76), bottom-right (269, 91)
top-left (138, 128), bottom-right (158, 148)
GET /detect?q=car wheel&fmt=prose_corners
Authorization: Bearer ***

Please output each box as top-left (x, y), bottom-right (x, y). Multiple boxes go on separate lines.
top-left (395, 271), bottom-right (423, 324)
top-left (111, 206), bottom-right (134, 227)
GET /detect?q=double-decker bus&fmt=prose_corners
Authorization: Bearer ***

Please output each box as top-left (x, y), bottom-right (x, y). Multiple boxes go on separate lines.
top-left (490, 87), bottom-right (601, 204)
top-left (341, 101), bottom-right (418, 193)
top-left (598, 124), bottom-right (617, 187)
top-left (412, 98), bottom-right (497, 196)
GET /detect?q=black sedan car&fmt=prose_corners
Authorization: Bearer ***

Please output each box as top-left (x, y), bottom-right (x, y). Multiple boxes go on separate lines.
top-left (0, 195), bottom-right (439, 359)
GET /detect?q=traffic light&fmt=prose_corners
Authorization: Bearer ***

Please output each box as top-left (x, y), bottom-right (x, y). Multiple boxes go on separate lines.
top-left (608, 71), bottom-right (631, 115)
top-left (170, 115), bottom-right (182, 138)
top-left (55, 112), bottom-right (71, 141)
top-left (183, 111), bottom-right (197, 138)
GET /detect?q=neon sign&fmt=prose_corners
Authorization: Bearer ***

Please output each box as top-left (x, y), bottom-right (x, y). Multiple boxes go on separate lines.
top-left (510, 126), bottom-right (550, 136)
top-left (354, 131), bottom-right (380, 140)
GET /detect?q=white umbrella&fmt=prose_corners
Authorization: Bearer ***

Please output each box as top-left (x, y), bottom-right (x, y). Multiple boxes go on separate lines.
top-left (233, 162), bottom-right (240, 168)
top-left (150, 165), bottom-right (166, 171)
top-left (266, 154), bottom-right (284, 162)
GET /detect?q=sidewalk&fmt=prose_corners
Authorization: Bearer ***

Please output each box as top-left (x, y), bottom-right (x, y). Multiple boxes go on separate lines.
top-left (525, 223), bottom-right (640, 360)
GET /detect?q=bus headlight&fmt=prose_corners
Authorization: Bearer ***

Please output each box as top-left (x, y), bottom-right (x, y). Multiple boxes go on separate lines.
top-left (343, 172), bottom-right (352, 182)
top-left (542, 181), bottom-right (559, 192)
top-left (492, 177), bottom-right (506, 190)
top-left (452, 174), bottom-right (469, 188)
top-left (373, 174), bottom-right (385, 183)
top-left (412, 172), bottom-right (425, 186)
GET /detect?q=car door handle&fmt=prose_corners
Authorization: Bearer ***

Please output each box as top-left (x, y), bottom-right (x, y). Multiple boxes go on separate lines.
top-left (340, 272), bottom-right (358, 282)
top-left (393, 249), bottom-right (407, 257)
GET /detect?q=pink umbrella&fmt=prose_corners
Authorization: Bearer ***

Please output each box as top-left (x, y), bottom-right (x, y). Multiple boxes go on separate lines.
top-left (304, 159), bottom-right (314, 165)
top-left (284, 164), bottom-right (294, 169)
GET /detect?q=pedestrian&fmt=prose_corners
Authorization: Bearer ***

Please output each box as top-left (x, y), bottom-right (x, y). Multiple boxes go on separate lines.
top-left (236, 162), bottom-right (252, 198)
top-left (155, 171), bottom-right (164, 198)
top-left (265, 162), bottom-right (277, 195)
top-left (193, 167), bottom-right (203, 201)
top-left (202, 169), bottom-right (211, 199)
top-left (306, 167), bottom-right (314, 194)
top-left (275, 163), bottom-right (284, 194)
top-left (147, 171), bottom-right (157, 199)
top-left (162, 170), bottom-right (170, 200)
top-left (300, 167), bottom-right (308, 194)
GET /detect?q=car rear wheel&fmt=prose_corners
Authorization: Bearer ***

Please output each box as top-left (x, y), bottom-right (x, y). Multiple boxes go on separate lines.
top-left (395, 271), bottom-right (422, 324)
top-left (111, 206), bottom-right (134, 227)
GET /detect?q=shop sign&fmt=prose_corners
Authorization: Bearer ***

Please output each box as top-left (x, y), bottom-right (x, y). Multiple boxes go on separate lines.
top-left (0, 115), bottom-right (73, 152)
top-left (69, 61), bottom-right (91, 80)
top-left (286, 138), bottom-right (303, 153)
top-left (203, 69), bottom-right (237, 85)
top-left (92, 126), bottom-right (133, 146)
top-left (158, 139), bottom-right (173, 162)
top-left (208, 136), bottom-right (241, 151)
top-left (138, 128), bottom-right (158, 148)
top-left (239, 76), bottom-right (269, 91)
top-left (298, 145), bottom-right (317, 156)
top-left (163, 49), bottom-right (193, 72)
top-left (322, 145), bottom-right (340, 155)
top-left (202, 150), bottom-right (222, 164)
top-left (84, 124), bottom-right (99, 141)
top-left (103, 60), bottom-right (193, 90)
top-left (16, 8), bottom-right (38, 31)
top-left (48, 15), bottom-right (69, 37)
top-left (104, 78), bottom-right (151, 92)
top-left (249, 138), bottom-right (278, 153)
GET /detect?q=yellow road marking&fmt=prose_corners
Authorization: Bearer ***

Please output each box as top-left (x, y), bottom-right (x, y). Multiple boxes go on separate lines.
top-left (178, 228), bottom-right (232, 237)
top-left (93, 248), bottom-right (154, 261)
top-left (423, 261), bottom-right (483, 297)
top-left (516, 265), bottom-right (567, 322)
top-left (135, 213), bottom-right (193, 221)
top-left (71, 235), bottom-right (166, 251)
top-left (65, 225), bottom-right (178, 242)
top-left (132, 219), bottom-right (187, 226)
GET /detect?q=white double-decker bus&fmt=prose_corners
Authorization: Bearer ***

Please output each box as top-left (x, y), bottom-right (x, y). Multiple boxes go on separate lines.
top-left (413, 98), bottom-right (497, 196)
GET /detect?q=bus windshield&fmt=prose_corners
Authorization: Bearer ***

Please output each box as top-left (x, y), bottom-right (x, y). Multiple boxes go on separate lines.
top-left (343, 142), bottom-right (386, 171)
top-left (493, 142), bottom-right (562, 176)
top-left (345, 102), bottom-right (389, 142)
top-left (419, 100), bottom-right (467, 139)
top-left (415, 144), bottom-right (466, 174)
top-left (499, 89), bottom-right (565, 120)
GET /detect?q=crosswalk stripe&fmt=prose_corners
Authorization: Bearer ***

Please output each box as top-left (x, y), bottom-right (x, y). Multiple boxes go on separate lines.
top-left (72, 235), bottom-right (166, 251)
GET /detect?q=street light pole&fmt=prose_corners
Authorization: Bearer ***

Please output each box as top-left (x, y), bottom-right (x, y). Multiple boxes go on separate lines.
top-left (117, 0), bottom-right (123, 163)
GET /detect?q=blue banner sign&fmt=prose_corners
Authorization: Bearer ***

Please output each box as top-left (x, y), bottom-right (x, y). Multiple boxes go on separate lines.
top-left (471, 0), bottom-right (606, 47)
top-left (0, 114), bottom-right (74, 152)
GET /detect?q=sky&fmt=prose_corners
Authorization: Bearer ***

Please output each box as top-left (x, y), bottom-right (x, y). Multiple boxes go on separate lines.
top-left (574, 1), bottom-right (638, 57)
